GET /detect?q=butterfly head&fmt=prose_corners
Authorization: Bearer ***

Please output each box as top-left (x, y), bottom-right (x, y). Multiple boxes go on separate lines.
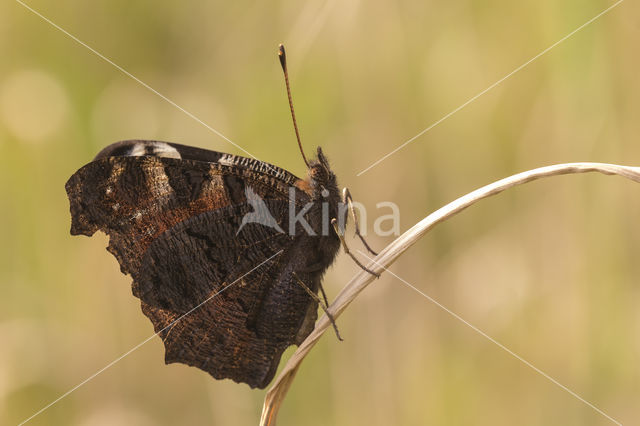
top-left (307, 147), bottom-right (338, 194)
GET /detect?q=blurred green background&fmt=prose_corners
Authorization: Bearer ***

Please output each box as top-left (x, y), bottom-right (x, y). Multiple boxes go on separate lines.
top-left (1, 0), bottom-right (639, 425)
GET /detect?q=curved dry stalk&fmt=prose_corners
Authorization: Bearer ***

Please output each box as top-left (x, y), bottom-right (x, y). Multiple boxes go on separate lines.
top-left (260, 162), bottom-right (640, 426)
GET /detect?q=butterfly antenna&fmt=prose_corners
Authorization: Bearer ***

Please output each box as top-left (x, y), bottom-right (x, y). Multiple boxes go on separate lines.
top-left (278, 44), bottom-right (310, 168)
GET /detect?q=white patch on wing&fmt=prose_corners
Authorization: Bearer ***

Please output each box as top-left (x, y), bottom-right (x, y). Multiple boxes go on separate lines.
top-left (126, 141), bottom-right (181, 159)
top-left (217, 154), bottom-right (235, 166)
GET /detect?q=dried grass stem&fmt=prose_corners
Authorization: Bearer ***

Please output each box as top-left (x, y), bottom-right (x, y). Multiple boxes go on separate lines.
top-left (260, 162), bottom-right (640, 426)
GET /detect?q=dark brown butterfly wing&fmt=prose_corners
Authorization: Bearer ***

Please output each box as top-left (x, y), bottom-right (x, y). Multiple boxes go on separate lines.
top-left (65, 142), bottom-right (323, 388)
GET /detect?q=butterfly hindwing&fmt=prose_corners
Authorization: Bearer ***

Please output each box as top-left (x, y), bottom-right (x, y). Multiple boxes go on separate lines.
top-left (139, 201), bottom-right (317, 388)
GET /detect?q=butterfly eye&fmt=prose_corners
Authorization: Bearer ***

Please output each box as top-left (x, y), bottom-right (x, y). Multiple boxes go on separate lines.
top-left (309, 165), bottom-right (326, 182)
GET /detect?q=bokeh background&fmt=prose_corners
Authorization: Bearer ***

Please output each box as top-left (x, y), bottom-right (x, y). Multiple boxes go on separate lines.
top-left (1, 0), bottom-right (639, 425)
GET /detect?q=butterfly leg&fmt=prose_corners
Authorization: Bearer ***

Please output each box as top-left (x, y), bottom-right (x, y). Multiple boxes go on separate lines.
top-left (317, 280), bottom-right (331, 309)
top-left (342, 187), bottom-right (378, 255)
top-left (292, 273), bottom-right (343, 341)
top-left (331, 218), bottom-right (380, 278)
